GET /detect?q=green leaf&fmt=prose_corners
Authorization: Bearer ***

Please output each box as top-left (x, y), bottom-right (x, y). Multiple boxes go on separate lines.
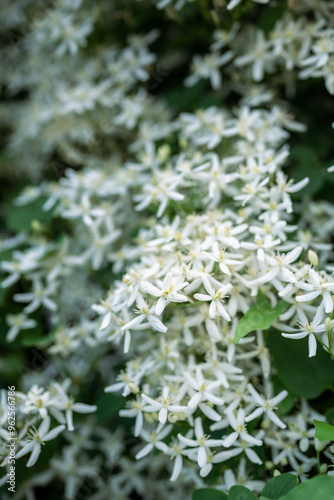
top-left (279, 475), bottom-right (334, 500)
top-left (192, 489), bottom-right (228, 500)
top-left (234, 293), bottom-right (288, 344)
top-left (260, 474), bottom-right (298, 499)
top-left (228, 485), bottom-right (257, 500)
top-left (326, 407), bottom-right (334, 425)
top-left (267, 331), bottom-right (334, 399)
top-left (2, 198), bottom-right (53, 233)
top-left (314, 420), bottom-right (334, 442)
top-left (94, 392), bottom-right (124, 425)
top-left (289, 145), bottom-right (324, 198)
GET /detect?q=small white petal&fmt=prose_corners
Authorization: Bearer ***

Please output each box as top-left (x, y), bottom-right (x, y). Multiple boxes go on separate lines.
top-left (198, 446), bottom-right (207, 468)
top-left (27, 444), bottom-right (41, 467)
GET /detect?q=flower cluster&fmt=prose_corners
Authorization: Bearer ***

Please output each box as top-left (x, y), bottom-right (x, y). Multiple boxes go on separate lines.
top-left (0, 382), bottom-right (96, 468)
top-left (0, 0), bottom-right (334, 498)
top-left (185, 1), bottom-right (334, 95)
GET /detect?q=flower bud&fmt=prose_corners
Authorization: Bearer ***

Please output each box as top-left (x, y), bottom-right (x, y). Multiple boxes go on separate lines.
top-left (308, 250), bottom-right (318, 267)
top-left (325, 317), bottom-right (332, 334)
top-left (261, 418), bottom-right (270, 430)
top-left (273, 469), bottom-right (281, 476)
top-left (157, 144), bottom-right (171, 162)
top-left (145, 412), bottom-right (158, 423)
top-left (320, 463), bottom-right (328, 474)
top-left (176, 411), bottom-right (186, 421)
top-left (179, 137), bottom-right (188, 149)
top-left (128, 382), bottom-right (140, 394)
top-left (314, 438), bottom-right (328, 452)
top-left (31, 220), bottom-right (43, 232)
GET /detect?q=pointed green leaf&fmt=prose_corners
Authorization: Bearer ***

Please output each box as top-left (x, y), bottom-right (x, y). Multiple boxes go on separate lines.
top-left (267, 331), bottom-right (334, 398)
top-left (192, 488), bottom-right (227, 500)
top-left (228, 485), bottom-right (257, 500)
top-left (314, 420), bottom-right (334, 442)
top-left (279, 475), bottom-right (334, 500)
top-left (235, 293), bottom-right (288, 344)
top-left (260, 474), bottom-right (298, 499)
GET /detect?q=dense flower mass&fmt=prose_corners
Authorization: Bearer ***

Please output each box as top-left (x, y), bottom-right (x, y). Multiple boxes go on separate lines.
top-left (1, 0), bottom-right (334, 499)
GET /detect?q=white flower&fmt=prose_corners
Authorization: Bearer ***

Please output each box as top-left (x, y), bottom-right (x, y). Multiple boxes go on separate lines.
top-left (223, 409), bottom-right (263, 448)
top-left (251, 246), bottom-right (303, 286)
top-left (178, 417), bottom-right (224, 468)
top-left (141, 272), bottom-right (188, 315)
top-left (194, 277), bottom-right (232, 320)
top-left (281, 307), bottom-right (326, 357)
top-left (135, 424), bottom-right (172, 460)
top-left (234, 176), bottom-right (270, 206)
top-left (166, 436), bottom-right (191, 482)
top-left (50, 447), bottom-right (98, 500)
top-left (184, 367), bottom-right (224, 420)
top-left (227, 0), bottom-right (269, 10)
top-left (18, 385), bottom-right (53, 420)
top-left (104, 361), bottom-right (146, 397)
top-left (14, 278), bottom-right (58, 313)
top-left (119, 398), bottom-right (147, 437)
top-left (285, 414), bottom-right (315, 452)
top-left (218, 434), bottom-right (264, 465)
top-left (0, 251), bottom-right (39, 288)
top-left (141, 387), bottom-right (188, 424)
top-left (245, 384), bottom-right (288, 429)
top-left (60, 193), bottom-right (105, 226)
top-left (241, 234), bottom-right (281, 262)
top-left (219, 457), bottom-right (265, 492)
top-left (122, 295), bottom-right (167, 334)
top-left (296, 268), bottom-right (334, 313)
top-left (5, 313), bottom-right (37, 342)
top-left (51, 384), bottom-right (97, 431)
top-left (134, 174), bottom-right (185, 218)
top-left (16, 417), bottom-right (65, 467)
top-left (185, 51), bottom-right (234, 90)
top-left (202, 242), bottom-right (243, 275)
top-left (235, 30), bottom-right (272, 82)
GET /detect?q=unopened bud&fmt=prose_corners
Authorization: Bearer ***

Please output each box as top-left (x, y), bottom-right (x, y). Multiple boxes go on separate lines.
top-left (308, 250), bottom-right (318, 267)
top-left (145, 412), bottom-right (158, 423)
top-left (261, 418), bottom-right (271, 430)
top-left (265, 461), bottom-right (274, 470)
top-left (157, 144), bottom-right (171, 162)
top-left (176, 411), bottom-right (186, 421)
top-left (179, 137), bottom-right (188, 149)
top-left (280, 457), bottom-right (288, 466)
top-left (273, 469), bottom-right (281, 476)
top-left (325, 317), bottom-right (332, 334)
top-left (314, 438), bottom-right (327, 452)
top-left (31, 220), bottom-right (42, 232)
top-left (193, 152), bottom-right (202, 162)
top-left (128, 382), bottom-right (140, 394)
top-left (320, 463), bottom-right (328, 474)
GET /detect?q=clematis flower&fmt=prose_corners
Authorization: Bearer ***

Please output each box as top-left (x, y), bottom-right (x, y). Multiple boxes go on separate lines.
top-left (16, 417), bottom-right (65, 467)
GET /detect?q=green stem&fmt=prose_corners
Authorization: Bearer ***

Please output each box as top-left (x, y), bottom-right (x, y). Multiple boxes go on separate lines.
top-left (317, 448), bottom-right (322, 474)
